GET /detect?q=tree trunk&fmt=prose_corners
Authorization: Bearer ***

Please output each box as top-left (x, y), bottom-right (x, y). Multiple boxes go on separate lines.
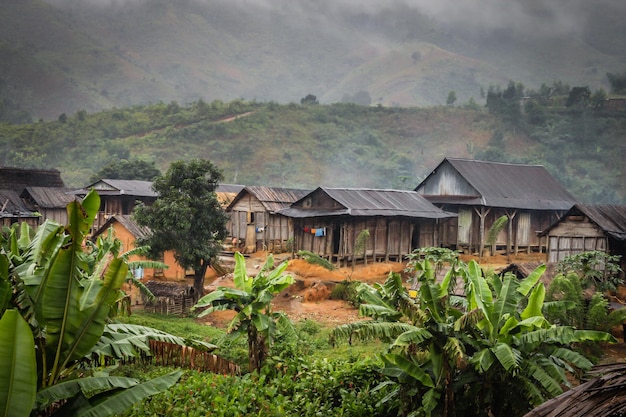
top-left (193, 261), bottom-right (209, 301)
top-left (248, 325), bottom-right (267, 373)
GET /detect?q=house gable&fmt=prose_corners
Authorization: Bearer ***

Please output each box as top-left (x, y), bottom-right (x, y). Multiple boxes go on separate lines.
top-left (415, 161), bottom-right (479, 198)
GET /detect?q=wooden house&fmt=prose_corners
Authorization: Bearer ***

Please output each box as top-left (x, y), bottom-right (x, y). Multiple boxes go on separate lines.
top-left (414, 158), bottom-right (578, 256)
top-left (279, 187), bottom-right (456, 265)
top-left (92, 214), bottom-right (194, 282)
top-left (78, 179), bottom-right (157, 231)
top-left (0, 189), bottom-right (40, 227)
top-left (0, 167), bottom-right (67, 227)
top-left (20, 186), bottom-right (77, 225)
top-left (539, 204), bottom-right (626, 273)
top-left (226, 186), bottom-right (310, 253)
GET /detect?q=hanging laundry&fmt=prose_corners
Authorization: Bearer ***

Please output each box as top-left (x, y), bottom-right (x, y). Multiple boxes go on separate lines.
top-left (303, 227), bottom-right (310, 233)
top-left (315, 228), bottom-right (326, 237)
top-left (311, 228), bottom-right (317, 234)
top-left (256, 226), bottom-right (265, 233)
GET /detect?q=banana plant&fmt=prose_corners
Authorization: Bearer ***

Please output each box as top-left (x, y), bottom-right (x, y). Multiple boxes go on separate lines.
top-left (331, 257), bottom-right (617, 417)
top-left (193, 251), bottom-right (295, 372)
top-left (0, 190), bottom-right (182, 417)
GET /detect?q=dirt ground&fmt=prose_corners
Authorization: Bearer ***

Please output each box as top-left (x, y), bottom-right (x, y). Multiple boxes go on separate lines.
top-left (199, 251), bottom-right (544, 327)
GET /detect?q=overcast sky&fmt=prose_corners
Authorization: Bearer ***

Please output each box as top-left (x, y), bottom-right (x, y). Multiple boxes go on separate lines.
top-left (44, 0), bottom-right (625, 40)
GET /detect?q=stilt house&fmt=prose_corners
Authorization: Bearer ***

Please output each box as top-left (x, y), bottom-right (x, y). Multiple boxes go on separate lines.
top-left (414, 158), bottom-right (578, 256)
top-left (226, 186), bottom-right (310, 253)
top-left (279, 187), bottom-right (456, 266)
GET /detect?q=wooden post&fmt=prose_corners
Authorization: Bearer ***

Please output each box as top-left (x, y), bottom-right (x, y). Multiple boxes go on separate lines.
top-left (505, 209), bottom-right (517, 260)
top-left (474, 207), bottom-right (491, 258)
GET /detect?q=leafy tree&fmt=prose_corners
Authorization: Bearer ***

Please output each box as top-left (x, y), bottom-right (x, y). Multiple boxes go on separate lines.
top-left (0, 190), bottom-right (183, 417)
top-left (486, 81), bottom-right (523, 125)
top-left (332, 257), bottom-right (615, 417)
top-left (606, 71), bottom-right (626, 94)
top-left (92, 158), bottom-right (161, 182)
top-left (446, 91), bottom-right (457, 106)
top-left (566, 86), bottom-right (591, 109)
top-left (300, 94), bottom-right (319, 105)
top-left (134, 159), bottom-right (228, 298)
top-left (193, 252), bottom-right (296, 372)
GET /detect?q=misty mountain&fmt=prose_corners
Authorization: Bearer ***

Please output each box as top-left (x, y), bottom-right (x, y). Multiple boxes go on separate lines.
top-left (2, 0), bottom-right (626, 120)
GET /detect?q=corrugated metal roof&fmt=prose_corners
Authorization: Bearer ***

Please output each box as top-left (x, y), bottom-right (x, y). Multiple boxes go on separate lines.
top-left (574, 205), bottom-right (626, 241)
top-left (22, 187), bottom-right (77, 208)
top-left (217, 184), bottom-right (245, 194)
top-left (93, 214), bottom-right (151, 240)
top-left (281, 187), bottom-right (456, 219)
top-left (227, 186), bottom-right (311, 213)
top-left (417, 158), bottom-right (578, 210)
top-left (540, 204), bottom-right (626, 241)
top-left (82, 179), bottom-right (157, 197)
top-left (0, 189), bottom-right (37, 217)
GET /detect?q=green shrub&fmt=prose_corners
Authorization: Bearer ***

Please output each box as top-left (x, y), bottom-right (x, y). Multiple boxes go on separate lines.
top-left (329, 280), bottom-right (360, 305)
top-left (122, 358), bottom-right (392, 417)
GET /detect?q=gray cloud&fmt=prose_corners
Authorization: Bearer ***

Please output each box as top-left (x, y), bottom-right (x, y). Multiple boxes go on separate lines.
top-left (44, 0), bottom-right (625, 39)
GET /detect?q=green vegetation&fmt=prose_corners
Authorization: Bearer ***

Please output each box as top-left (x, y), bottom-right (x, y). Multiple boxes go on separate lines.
top-left (0, 192), bottom-right (202, 417)
top-left (331, 259), bottom-right (615, 417)
top-left (0, 88), bottom-right (623, 203)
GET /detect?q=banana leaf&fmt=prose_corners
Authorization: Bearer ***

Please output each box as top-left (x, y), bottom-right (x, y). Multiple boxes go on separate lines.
top-left (0, 309), bottom-right (37, 417)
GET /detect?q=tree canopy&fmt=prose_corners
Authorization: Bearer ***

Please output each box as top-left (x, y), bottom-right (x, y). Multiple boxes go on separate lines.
top-left (133, 159), bottom-right (228, 298)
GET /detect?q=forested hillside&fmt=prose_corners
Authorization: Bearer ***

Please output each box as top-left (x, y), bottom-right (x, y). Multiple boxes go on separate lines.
top-left (0, 84), bottom-right (624, 204)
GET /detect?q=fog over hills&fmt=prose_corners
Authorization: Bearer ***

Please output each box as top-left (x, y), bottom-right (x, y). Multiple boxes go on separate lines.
top-left (2, 0), bottom-right (626, 119)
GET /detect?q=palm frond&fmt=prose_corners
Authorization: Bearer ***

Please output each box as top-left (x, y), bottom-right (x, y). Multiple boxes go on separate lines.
top-left (330, 321), bottom-right (415, 346)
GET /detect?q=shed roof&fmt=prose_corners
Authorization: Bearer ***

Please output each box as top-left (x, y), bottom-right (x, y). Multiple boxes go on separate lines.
top-left (81, 179), bottom-right (157, 197)
top-left (21, 187), bottom-right (77, 208)
top-left (92, 214), bottom-right (151, 240)
top-left (524, 363), bottom-right (626, 417)
top-left (540, 204), bottom-right (626, 241)
top-left (416, 158), bottom-right (578, 210)
top-left (280, 187), bottom-right (456, 219)
top-left (227, 186), bottom-right (311, 213)
top-left (0, 189), bottom-right (38, 218)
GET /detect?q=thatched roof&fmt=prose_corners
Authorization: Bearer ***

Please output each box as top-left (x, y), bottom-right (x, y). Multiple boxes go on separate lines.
top-left (524, 363), bottom-right (626, 417)
top-left (144, 280), bottom-right (193, 297)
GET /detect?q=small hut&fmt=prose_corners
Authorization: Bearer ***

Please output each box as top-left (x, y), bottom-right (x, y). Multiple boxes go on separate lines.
top-left (226, 186), bottom-right (310, 253)
top-left (539, 204), bottom-right (626, 274)
top-left (143, 281), bottom-right (197, 316)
